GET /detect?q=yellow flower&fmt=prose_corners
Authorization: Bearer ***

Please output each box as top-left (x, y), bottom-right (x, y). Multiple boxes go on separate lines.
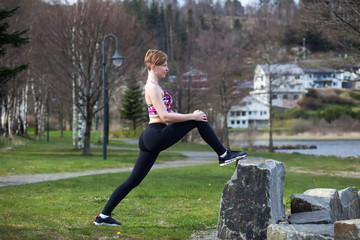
top-left (117, 231), bottom-right (121, 235)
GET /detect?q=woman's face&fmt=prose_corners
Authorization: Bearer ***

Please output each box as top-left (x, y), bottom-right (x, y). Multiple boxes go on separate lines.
top-left (153, 61), bottom-right (169, 79)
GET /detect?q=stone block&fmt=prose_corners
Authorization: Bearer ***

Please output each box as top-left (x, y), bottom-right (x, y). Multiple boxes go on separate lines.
top-left (339, 187), bottom-right (360, 220)
top-left (334, 219), bottom-right (360, 240)
top-left (267, 223), bottom-right (334, 240)
top-left (304, 188), bottom-right (342, 222)
top-left (217, 159), bottom-right (285, 240)
top-left (291, 194), bottom-right (329, 213)
top-left (288, 210), bottom-right (332, 224)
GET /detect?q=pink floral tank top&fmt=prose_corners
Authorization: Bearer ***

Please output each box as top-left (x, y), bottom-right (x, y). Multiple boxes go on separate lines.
top-left (147, 81), bottom-right (173, 115)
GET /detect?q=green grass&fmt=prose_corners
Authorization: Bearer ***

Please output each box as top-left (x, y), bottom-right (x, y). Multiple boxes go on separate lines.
top-left (0, 131), bottom-right (185, 175)
top-left (0, 164), bottom-right (359, 240)
top-left (1, 131), bottom-right (360, 239)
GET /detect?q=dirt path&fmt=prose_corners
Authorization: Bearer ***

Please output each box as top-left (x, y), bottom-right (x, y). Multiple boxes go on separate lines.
top-left (1, 145), bottom-right (359, 187)
top-left (0, 148), bottom-right (217, 187)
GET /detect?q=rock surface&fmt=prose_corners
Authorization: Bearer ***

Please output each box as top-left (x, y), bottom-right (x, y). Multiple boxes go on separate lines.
top-left (217, 159), bottom-right (285, 240)
top-left (267, 223), bottom-right (334, 240)
top-left (334, 219), bottom-right (360, 240)
top-left (339, 187), bottom-right (360, 220)
top-left (288, 210), bottom-right (332, 224)
top-left (304, 188), bottom-right (342, 222)
top-left (291, 194), bottom-right (329, 214)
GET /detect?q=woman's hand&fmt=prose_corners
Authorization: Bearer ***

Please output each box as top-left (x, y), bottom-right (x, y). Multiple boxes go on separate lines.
top-left (193, 110), bottom-right (208, 122)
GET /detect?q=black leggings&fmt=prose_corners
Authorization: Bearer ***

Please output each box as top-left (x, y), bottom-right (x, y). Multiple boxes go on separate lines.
top-left (101, 120), bottom-right (226, 215)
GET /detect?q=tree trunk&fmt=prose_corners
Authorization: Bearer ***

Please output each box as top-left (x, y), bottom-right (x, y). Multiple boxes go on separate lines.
top-left (72, 77), bottom-right (78, 149)
top-left (267, 62), bottom-right (274, 152)
top-left (59, 101), bottom-right (63, 137)
top-left (83, 116), bottom-right (91, 155)
top-left (31, 79), bottom-right (40, 137)
top-left (23, 80), bottom-right (29, 135)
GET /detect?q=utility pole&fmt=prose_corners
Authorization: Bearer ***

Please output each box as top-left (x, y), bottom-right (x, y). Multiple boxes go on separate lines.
top-left (303, 37), bottom-right (306, 61)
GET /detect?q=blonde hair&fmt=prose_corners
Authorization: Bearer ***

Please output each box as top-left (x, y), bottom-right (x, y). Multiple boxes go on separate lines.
top-left (144, 49), bottom-right (168, 70)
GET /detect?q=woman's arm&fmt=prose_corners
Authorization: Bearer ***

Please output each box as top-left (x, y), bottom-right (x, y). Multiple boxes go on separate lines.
top-left (147, 84), bottom-right (207, 124)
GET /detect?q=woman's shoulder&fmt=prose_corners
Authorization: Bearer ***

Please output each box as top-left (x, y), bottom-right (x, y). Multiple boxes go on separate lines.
top-left (145, 82), bottom-right (162, 92)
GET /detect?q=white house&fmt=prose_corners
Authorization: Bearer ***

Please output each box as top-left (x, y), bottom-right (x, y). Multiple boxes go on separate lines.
top-left (251, 64), bottom-right (305, 108)
top-left (227, 96), bottom-right (269, 129)
top-left (228, 63), bottom-right (359, 129)
top-left (301, 66), bottom-right (342, 88)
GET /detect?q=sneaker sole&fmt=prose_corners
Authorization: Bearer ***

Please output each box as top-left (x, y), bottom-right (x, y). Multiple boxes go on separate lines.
top-left (94, 222), bottom-right (121, 226)
top-left (219, 154), bottom-right (246, 167)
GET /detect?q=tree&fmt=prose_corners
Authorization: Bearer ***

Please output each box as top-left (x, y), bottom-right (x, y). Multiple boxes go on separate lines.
top-left (0, 7), bottom-right (29, 87)
top-left (300, 0), bottom-right (360, 51)
top-left (120, 79), bottom-right (145, 131)
top-left (0, 5), bottom-right (30, 137)
top-left (45, 0), bottom-right (149, 155)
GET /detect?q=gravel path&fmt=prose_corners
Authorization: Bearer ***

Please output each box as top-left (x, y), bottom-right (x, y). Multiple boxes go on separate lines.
top-left (0, 146), bottom-right (217, 187)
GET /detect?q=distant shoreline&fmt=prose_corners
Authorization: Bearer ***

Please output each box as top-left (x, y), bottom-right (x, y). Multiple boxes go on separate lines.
top-left (230, 131), bottom-right (360, 141)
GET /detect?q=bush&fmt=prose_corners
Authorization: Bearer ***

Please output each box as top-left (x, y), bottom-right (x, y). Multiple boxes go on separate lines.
top-left (291, 119), bottom-right (312, 134)
top-left (281, 108), bottom-right (308, 120)
top-left (299, 96), bottom-right (323, 110)
top-left (321, 106), bottom-right (355, 123)
top-left (332, 115), bottom-right (360, 132)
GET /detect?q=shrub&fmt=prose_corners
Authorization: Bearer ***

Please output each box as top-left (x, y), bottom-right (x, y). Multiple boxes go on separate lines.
top-left (291, 119), bottom-right (312, 134)
top-left (281, 108), bottom-right (308, 120)
top-left (299, 96), bottom-right (323, 110)
top-left (321, 106), bottom-right (355, 123)
top-left (332, 115), bottom-right (360, 132)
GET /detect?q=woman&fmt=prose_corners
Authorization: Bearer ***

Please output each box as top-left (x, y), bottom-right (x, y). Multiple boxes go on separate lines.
top-left (94, 49), bottom-right (247, 226)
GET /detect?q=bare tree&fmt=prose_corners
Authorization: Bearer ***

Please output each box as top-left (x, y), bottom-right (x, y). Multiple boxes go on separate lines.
top-left (196, 26), bottom-right (247, 147)
top-left (44, 0), bottom-right (149, 155)
top-left (300, 0), bottom-right (360, 50)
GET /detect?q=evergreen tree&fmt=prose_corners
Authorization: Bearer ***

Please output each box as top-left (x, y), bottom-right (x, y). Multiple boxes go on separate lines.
top-left (120, 81), bottom-right (145, 131)
top-left (0, 7), bottom-right (29, 87)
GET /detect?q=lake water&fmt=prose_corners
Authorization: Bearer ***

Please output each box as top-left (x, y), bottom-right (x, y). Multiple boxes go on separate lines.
top-left (233, 140), bottom-right (360, 157)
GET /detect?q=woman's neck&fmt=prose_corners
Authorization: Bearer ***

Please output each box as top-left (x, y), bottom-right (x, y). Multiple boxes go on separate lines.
top-left (147, 71), bottom-right (159, 84)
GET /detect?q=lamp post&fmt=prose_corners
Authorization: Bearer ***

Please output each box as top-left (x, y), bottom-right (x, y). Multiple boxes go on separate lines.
top-left (102, 34), bottom-right (124, 160)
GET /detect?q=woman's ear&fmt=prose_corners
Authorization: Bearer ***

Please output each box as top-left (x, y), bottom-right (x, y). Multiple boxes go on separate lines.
top-left (151, 64), bottom-right (156, 71)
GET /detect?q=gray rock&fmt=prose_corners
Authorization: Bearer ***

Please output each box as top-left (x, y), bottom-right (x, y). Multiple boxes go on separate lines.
top-left (267, 224), bottom-right (334, 240)
top-left (288, 210), bottom-right (333, 224)
top-left (334, 219), bottom-right (360, 240)
top-left (304, 188), bottom-right (342, 222)
top-left (339, 187), bottom-right (360, 220)
top-left (291, 194), bottom-right (329, 214)
top-left (217, 159), bottom-right (285, 240)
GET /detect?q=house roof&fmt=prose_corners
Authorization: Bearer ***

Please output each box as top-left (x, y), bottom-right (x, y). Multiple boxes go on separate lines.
top-left (183, 67), bottom-right (206, 77)
top-left (258, 64), bottom-right (304, 75)
top-left (301, 66), bottom-right (338, 74)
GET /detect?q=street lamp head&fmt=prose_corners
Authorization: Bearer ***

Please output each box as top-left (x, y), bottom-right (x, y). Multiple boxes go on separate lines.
top-left (112, 50), bottom-right (124, 67)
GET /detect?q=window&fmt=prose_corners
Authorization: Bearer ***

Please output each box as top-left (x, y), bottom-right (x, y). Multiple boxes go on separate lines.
top-left (253, 111), bottom-right (258, 115)
top-left (231, 120), bottom-right (234, 124)
top-left (231, 111), bottom-right (235, 117)
top-left (260, 111), bottom-right (263, 115)
top-left (237, 120), bottom-right (240, 124)
top-left (242, 120), bottom-right (246, 124)
top-left (264, 111), bottom-right (267, 115)
top-left (295, 75), bottom-right (300, 79)
top-left (236, 111), bottom-right (241, 116)
top-left (248, 111), bottom-right (252, 115)
top-left (290, 85), bottom-right (295, 89)
top-left (294, 95), bottom-right (299, 100)
top-left (242, 111), bottom-right (246, 116)
top-left (333, 82), bottom-right (337, 86)
top-left (283, 94), bottom-right (288, 99)
top-left (273, 94), bottom-right (277, 99)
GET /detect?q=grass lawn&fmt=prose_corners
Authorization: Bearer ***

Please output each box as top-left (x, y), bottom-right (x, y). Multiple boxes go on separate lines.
top-left (1, 131), bottom-right (360, 239)
top-left (0, 131), bottom-right (185, 175)
top-left (0, 164), bottom-right (359, 240)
